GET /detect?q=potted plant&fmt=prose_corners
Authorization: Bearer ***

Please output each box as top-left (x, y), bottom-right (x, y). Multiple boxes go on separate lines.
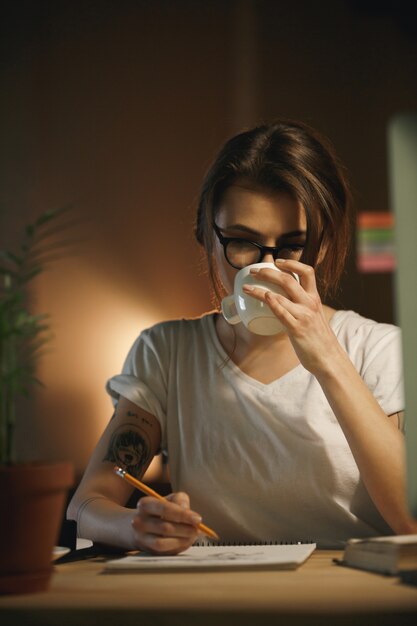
top-left (0, 207), bottom-right (74, 594)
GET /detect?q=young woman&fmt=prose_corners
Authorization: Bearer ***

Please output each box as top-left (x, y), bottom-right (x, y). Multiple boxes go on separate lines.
top-left (68, 120), bottom-right (416, 555)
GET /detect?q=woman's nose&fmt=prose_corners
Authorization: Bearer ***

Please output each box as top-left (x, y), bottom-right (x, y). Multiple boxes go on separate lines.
top-left (262, 252), bottom-right (275, 264)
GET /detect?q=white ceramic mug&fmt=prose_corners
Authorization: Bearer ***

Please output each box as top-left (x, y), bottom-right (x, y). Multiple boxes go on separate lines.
top-left (221, 262), bottom-right (299, 336)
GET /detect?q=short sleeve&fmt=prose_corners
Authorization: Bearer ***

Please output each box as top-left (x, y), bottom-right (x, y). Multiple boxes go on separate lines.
top-left (105, 328), bottom-right (169, 445)
top-left (361, 324), bottom-right (404, 419)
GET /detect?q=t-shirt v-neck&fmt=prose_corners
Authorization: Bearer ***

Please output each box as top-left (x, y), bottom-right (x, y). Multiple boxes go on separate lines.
top-left (205, 313), bottom-right (307, 391)
top-left (205, 310), bottom-right (346, 391)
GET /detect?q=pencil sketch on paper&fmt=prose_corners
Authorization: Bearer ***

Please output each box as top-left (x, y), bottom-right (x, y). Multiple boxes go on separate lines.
top-left (136, 550), bottom-right (265, 564)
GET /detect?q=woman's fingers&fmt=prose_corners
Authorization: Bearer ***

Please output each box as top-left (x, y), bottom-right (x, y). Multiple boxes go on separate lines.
top-left (246, 266), bottom-right (307, 307)
top-left (166, 491), bottom-right (191, 509)
top-left (132, 493), bottom-right (201, 555)
top-left (264, 293), bottom-right (303, 329)
top-left (138, 514), bottom-right (198, 539)
top-left (137, 495), bottom-right (202, 526)
top-left (245, 260), bottom-right (321, 309)
top-left (140, 534), bottom-right (197, 556)
top-left (136, 496), bottom-right (201, 536)
top-left (275, 258), bottom-right (318, 294)
top-left (249, 259), bottom-right (318, 297)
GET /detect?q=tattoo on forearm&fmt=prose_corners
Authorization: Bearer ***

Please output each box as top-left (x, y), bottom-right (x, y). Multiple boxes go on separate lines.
top-left (104, 426), bottom-right (151, 477)
top-left (127, 410), bottom-right (153, 428)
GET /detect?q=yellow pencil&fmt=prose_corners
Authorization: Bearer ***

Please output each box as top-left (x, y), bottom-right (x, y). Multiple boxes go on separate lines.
top-left (114, 466), bottom-right (220, 541)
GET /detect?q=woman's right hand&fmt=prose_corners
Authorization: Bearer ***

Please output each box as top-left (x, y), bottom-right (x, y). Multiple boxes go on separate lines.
top-left (131, 491), bottom-right (202, 555)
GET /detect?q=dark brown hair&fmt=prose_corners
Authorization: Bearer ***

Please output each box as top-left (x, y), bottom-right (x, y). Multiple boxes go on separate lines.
top-left (195, 119), bottom-right (353, 303)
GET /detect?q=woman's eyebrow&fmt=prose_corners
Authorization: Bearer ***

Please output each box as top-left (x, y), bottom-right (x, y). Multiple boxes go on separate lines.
top-left (279, 230), bottom-right (307, 239)
top-left (223, 223), bottom-right (306, 239)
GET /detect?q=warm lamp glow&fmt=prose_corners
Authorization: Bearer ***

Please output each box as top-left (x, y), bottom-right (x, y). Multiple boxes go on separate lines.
top-left (33, 259), bottom-right (166, 478)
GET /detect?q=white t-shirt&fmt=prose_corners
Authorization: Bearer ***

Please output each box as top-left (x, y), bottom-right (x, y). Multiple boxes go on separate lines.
top-left (106, 310), bottom-right (404, 547)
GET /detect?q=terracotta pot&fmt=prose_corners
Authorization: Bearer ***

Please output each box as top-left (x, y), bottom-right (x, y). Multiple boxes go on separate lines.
top-left (0, 461), bottom-right (74, 594)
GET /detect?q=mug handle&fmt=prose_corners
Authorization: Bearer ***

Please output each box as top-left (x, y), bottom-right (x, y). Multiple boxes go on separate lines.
top-left (221, 295), bottom-right (240, 325)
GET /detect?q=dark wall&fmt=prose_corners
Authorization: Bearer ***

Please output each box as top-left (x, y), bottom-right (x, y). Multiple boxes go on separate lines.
top-left (257, 0), bottom-right (417, 317)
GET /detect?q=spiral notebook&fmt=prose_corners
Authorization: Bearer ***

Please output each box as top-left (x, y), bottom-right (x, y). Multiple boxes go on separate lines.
top-left (104, 541), bottom-right (316, 572)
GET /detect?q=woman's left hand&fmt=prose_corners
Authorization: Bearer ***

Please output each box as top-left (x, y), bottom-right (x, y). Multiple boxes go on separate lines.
top-left (243, 259), bottom-right (344, 375)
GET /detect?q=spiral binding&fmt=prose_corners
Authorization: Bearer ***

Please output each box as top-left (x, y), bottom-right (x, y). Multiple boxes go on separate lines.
top-left (194, 539), bottom-right (314, 547)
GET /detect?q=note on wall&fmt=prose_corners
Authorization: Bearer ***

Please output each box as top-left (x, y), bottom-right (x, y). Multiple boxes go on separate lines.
top-left (357, 212), bottom-right (396, 273)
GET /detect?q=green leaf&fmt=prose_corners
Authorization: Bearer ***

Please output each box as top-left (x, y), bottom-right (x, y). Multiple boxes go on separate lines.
top-left (34, 204), bottom-right (71, 229)
top-left (0, 251), bottom-right (22, 267)
top-left (0, 267), bottom-right (17, 279)
top-left (18, 266), bottom-right (43, 285)
top-left (25, 224), bottom-right (35, 238)
top-left (1, 202), bottom-right (76, 461)
top-left (33, 210), bottom-right (58, 228)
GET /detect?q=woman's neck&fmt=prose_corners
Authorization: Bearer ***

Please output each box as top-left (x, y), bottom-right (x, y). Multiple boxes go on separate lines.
top-left (216, 305), bottom-right (336, 351)
top-left (214, 305), bottom-right (337, 385)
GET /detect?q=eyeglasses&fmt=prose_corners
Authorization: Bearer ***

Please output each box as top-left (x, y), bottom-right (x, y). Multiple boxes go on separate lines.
top-left (213, 223), bottom-right (305, 269)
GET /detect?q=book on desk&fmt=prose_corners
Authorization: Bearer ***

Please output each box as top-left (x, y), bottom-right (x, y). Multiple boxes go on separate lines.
top-left (338, 534), bottom-right (417, 576)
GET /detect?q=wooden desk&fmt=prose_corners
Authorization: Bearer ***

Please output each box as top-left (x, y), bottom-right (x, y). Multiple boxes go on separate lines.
top-left (1, 551), bottom-right (417, 625)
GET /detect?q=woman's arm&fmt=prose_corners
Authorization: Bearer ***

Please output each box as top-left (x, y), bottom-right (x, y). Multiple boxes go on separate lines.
top-left (313, 354), bottom-right (416, 534)
top-left (67, 396), bottom-right (201, 552)
top-left (245, 260), bottom-right (417, 534)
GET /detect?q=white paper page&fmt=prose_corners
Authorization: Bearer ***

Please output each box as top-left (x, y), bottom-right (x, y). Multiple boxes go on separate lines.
top-left (105, 543), bottom-right (316, 571)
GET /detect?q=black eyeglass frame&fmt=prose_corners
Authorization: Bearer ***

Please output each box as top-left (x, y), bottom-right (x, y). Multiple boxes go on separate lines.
top-left (213, 223), bottom-right (305, 269)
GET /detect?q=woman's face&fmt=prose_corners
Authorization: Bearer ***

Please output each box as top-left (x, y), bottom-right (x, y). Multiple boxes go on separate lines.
top-left (214, 183), bottom-right (307, 295)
